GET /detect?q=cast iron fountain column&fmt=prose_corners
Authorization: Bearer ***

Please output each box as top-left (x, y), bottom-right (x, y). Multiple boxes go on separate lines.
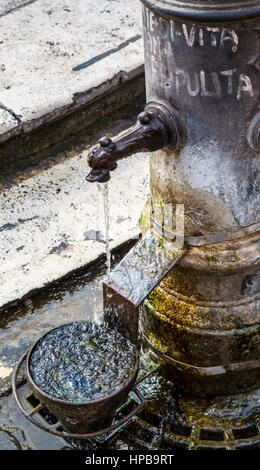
top-left (140, 0), bottom-right (260, 396)
top-left (87, 0), bottom-right (260, 397)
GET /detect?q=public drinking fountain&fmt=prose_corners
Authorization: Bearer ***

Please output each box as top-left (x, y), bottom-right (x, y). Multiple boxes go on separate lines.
top-left (12, 0), bottom-right (260, 449)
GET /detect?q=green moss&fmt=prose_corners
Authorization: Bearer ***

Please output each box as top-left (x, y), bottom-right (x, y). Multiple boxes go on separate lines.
top-left (140, 199), bottom-right (152, 234)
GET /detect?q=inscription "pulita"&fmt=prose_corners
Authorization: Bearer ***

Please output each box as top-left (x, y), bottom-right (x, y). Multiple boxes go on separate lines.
top-left (177, 25), bottom-right (253, 100)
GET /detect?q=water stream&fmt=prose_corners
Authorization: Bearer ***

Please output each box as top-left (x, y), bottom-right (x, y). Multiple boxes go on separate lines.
top-left (98, 183), bottom-right (111, 279)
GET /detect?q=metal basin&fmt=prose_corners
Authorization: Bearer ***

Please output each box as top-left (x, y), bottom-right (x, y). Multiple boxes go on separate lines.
top-left (26, 322), bottom-right (139, 434)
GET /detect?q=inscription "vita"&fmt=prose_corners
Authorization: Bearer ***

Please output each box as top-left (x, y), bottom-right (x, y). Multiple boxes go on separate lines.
top-left (181, 25), bottom-right (239, 52)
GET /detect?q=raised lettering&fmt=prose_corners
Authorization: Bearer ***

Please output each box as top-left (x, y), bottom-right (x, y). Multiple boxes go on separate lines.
top-left (206, 27), bottom-right (219, 47)
top-left (237, 74), bottom-right (254, 100)
top-left (175, 69), bottom-right (187, 94)
top-left (187, 72), bottom-right (200, 96)
top-left (200, 71), bottom-right (220, 97)
top-left (220, 70), bottom-right (236, 95)
top-left (199, 28), bottom-right (204, 46)
top-left (220, 29), bottom-right (239, 52)
top-left (182, 24), bottom-right (196, 47)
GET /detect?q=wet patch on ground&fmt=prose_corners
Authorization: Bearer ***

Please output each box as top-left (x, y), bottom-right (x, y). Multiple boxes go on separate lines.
top-left (1, 247), bottom-right (260, 450)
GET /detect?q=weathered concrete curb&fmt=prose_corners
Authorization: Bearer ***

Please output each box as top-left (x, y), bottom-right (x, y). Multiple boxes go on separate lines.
top-left (0, 148), bottom-right (150, 312)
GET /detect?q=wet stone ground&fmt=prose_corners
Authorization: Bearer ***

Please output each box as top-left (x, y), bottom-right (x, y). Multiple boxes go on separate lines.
top-left (1, 250), bottom-right (260, 450)
top-left (0, 259), bottom-right (106, 399)
top-left (0, 257), bottom-right (106, 449)
top-left (0, 247), bottom-right (161, 450)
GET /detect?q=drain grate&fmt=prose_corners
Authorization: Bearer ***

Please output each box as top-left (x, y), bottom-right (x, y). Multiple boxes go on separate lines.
top-left (20, 388), bottom-right (260, 450)
top-left (22, 383), bottom-right (260, 450)
top-left (12, 348), bottom-right (260, 450)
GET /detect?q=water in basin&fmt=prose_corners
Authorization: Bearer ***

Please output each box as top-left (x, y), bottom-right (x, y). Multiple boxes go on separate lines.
top-left (29, 321), bottom-right (136, 402)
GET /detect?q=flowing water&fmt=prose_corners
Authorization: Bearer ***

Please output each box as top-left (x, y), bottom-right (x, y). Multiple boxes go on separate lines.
top-left (99, 183), bottom-right (111, 279)
top-left (28, 181), bottom-right (137, 404)
top-left (29, 322), bottom-right (136, 402)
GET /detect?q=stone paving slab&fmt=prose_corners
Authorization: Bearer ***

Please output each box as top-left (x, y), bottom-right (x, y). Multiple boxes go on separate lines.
top-left (0, 0), bottom-right (143, 140)
top-left (0, 148), bottom-right (149, 311)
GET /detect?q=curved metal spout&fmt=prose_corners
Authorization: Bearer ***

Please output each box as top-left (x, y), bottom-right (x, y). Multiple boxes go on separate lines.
top-left (86, 99), bottom-right (186, 183)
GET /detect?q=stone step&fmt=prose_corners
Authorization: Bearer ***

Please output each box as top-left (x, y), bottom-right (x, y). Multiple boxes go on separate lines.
top-left (0, 0), bottom-right (144, 178)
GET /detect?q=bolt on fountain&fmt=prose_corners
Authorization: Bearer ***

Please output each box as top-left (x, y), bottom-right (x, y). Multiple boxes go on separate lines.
top-left (86, 0), bottom-right (260, 447)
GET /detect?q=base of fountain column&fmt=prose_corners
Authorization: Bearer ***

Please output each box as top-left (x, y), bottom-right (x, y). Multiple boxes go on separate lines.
top-left (143, 331), bottom-right (260, 396)
top-left (130, 347), bottom-right (260, 450)
top-left (140, 228), bottom-right (260, 396)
